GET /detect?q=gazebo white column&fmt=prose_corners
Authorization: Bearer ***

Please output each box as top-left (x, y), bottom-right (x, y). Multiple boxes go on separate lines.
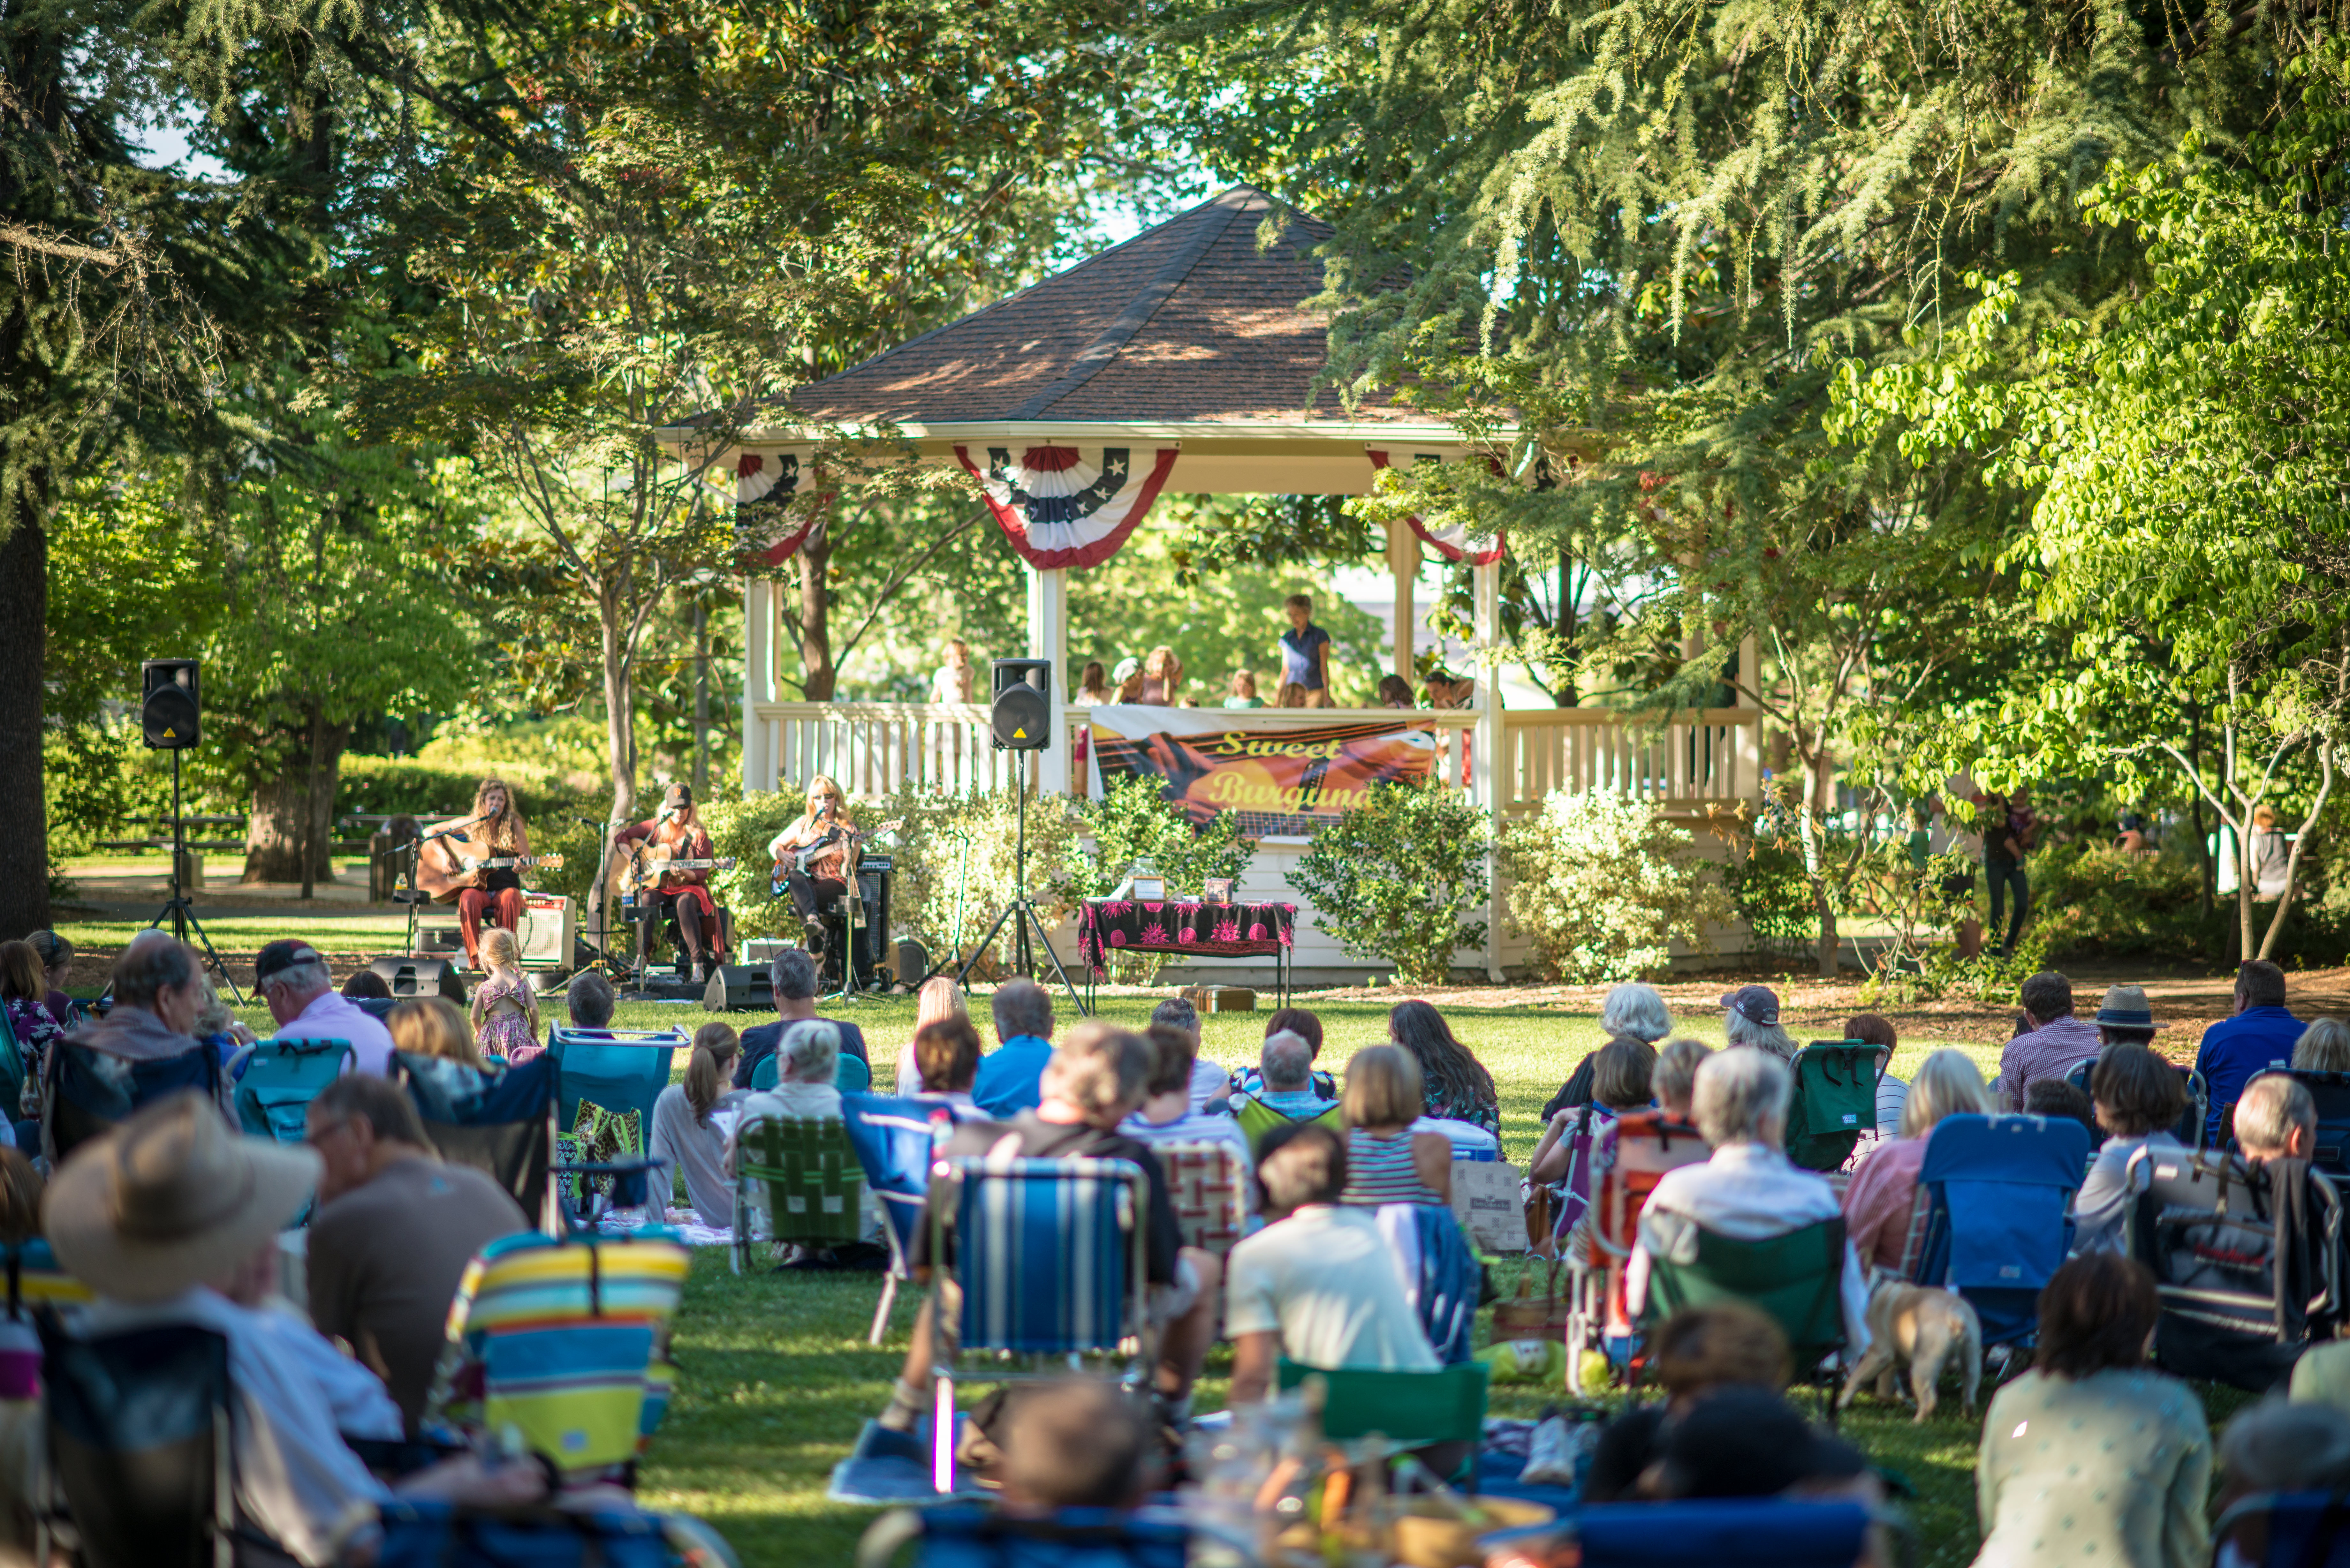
top-left (742, 577), bottom-right (773, 791)
top-left (1028, 565), bottom-right (1071, 794)
top-left (1471, 558), bottom-right (1507, 982)
top-left (1385, 517), bottom-right (1419, 680)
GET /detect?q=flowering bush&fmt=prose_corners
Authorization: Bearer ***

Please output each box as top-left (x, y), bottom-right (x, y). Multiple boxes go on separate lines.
top-left (1497, 788), bottom-right (1726, 983)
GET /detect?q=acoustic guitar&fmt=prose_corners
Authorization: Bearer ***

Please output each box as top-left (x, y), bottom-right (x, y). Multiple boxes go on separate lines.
top-left (415, 851), bottom-right (566, 904)
top-left (608, 844), bottom-right (741, 904)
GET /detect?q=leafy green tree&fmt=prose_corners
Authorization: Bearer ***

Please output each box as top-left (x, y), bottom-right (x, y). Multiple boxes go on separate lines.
top-left (1498, 788), bottom-right (1725, 982)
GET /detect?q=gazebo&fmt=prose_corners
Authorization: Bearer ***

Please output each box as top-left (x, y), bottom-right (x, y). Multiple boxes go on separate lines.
top-left (693, 186), bottom-right (1761, 982)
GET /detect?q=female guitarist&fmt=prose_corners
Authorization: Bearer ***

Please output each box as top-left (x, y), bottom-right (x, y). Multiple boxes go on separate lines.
top-left (612, 783), bottom-right (730, 982)
top-left (766, 774), bottom-right (856, 954)
top-left (418, 777), bottom-right (531, 970)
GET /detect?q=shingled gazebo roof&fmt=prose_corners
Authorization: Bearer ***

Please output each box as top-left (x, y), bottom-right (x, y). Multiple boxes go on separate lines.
top-left (781, 186), bottom-right (1423, 431)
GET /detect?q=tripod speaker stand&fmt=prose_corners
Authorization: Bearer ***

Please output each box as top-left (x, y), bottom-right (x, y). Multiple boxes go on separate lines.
top-left (138, 660), bottom-right (242, 1003)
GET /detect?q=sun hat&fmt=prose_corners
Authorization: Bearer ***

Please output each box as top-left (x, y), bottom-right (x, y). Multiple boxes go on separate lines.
top-left (45, 1094), bottom-right (320, 1304)
top-left (2095, 984), bottom-right (2157, 1030)
top-left (1111, 657), bottom-right (1141, 683)
top-left (252, 939), bottom-right (326, 987)
top-left (1719, 984), bottom-right (1781, 1028)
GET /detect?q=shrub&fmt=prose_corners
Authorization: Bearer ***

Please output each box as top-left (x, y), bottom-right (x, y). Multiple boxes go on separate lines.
top-left (2030, 841), bottom-right (2207, 962)
top-left (1497, 789), bottom-right (1726, 983)
top-left (1290, 778), bottom-right (1490, 984)
top-left (1057, 776), bottom-right (1255, 982)
top-left (1722, 834), bottom-right (1816, 966)
top-left (878, 787), bottom-right (1083, 969)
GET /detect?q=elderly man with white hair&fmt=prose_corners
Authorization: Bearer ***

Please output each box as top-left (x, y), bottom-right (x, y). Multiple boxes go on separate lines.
top-left (253, 939), bottom-right (396, 1075)
top-left (2236, 1072), bottom-right (2320, 1164)
top-left (1625, 1047), bottom-right (1871, 1356)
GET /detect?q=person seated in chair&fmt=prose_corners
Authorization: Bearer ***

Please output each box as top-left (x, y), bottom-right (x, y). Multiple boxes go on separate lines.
top-left (53, 933), bottom-right (233, 1148)
top-left (996, 1377), bottom-right (1154, 1515)
top-left (968, 979), bottom-right (1056, 1119)
top-left (2070, 1044), bottom-right (2190, 1254)
top-left (1230, 1007), bottom-right (1338, 1102)
top-left (1148, 997), bottom-right (1228, 1109)
top-left (1234, 1029), bottom-right (1338, 1126)
top-left (255, 939), bottom-right (397, 1076)
top-left (2237, 1072), bottom-right (2318, 1165)
top-left (733, 950), bottom-right (870, 1092)
top-left (1225, 1123), bottom-right (1437, 1404)
top-left (874, 1023), bottom-right (1221, 1434)
top-left (729, 1020), bottom-right (845, 1158)
top-left (1625, 1048), bottom-right (1872, 1359)
top-left (1124, 1023), bottom-right (1254, 1208)
top-left (564, 970), bottom-right (617, 1038)
top-left (909, 1015), bottom-right (981, 1111)
top-left (306, 1074), bottom-right (531, 1434)
top-left (2198, 961), bottom-right (2308, 1146)
top-left (49, 1095), bottom-right (549, 1566)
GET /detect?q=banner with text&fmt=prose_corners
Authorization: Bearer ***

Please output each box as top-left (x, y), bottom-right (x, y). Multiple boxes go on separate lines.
top-left (1087, 705), bottom-right (1439, 838)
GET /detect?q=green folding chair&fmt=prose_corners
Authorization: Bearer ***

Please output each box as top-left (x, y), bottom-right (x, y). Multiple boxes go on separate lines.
top-left (0, 1008), bottom-right (24, 1118)
top-left (1233, 1092), bottom-right (1341, 1154)
top-left (1276, 1360), bottom-right (1490, 1478)
top-left (1639, 1212), bottom-right (1851, 1419)
top-left (1784, 1043), bottom-right (1880, 1172)
top-left (732, 1114), bottom-right (867, 1274)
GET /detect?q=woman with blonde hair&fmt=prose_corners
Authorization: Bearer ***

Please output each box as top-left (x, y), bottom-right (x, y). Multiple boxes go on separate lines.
top-left (1336, 1045), bottom-right (1452, 1206)
top-left (2295, 1018), bottom-right (2350, 1074)
top-left (893, 976), bottom-right (968, 1096)
top-left (388, 996), bottom-right (486, 1070)
top-left (425, 777), bottom-right (531, 971)
top-left (651, 1022), bottom-right (745, 1227)
top-left (928, 637), bottom-right (976, 705)
top-left (1135, 645), bottom-right (1183, 705)
top-left (1839, 1048), bottom-right (1992, 1270)
top-left (768, 774), bottom-right (857, 946)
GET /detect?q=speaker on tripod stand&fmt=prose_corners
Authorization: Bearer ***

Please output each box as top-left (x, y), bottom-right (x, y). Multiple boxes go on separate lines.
top-left (920, 659), bottom-right (1087, 1014)
top-left (136, 659), bottom-right (242, 1003)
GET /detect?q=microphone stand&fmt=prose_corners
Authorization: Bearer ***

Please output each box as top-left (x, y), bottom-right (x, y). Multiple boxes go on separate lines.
top-left (398, 815), bottom-right (488, 958)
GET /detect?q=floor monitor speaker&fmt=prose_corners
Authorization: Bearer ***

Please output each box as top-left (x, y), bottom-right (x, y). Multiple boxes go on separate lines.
top-left (702, 964), bottom-right (774, 1013)
top-left (368, 955), bottom-right (468, 1004)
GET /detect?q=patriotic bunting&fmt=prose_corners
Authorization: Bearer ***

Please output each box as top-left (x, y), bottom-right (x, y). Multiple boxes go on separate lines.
top-left (1366, 449), bottom-right (1507, 566)
top-left (726, 447), bottom-right (833, 567)
top-left (956, 445), bottom-right (1180, 570)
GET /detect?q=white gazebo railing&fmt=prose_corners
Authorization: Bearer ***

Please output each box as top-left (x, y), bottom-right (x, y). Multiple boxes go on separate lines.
top-left (1498, 706), bottom-right (1762, 815)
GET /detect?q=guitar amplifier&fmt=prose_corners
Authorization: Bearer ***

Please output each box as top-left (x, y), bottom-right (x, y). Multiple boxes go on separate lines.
top-left (516, 893), bottom-right (574, 969)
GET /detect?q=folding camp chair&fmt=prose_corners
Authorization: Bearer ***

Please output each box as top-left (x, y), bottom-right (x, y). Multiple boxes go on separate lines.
top-left (1564, 1112), bottom-right (1708, 1394)
top-left (1154, 1143), bottom-right (1244, 1256)
top-left (232, 1037), bottom-right (352, 1143)
top-left (1369, 1202), bottom-right (1482, 1365)
top-left (2213, 1490), bottom-right (2350, 1568)
top-left (395, 1051), bottom-right (562, 1234)
top-left (1231, 1091), bottom-right (1340, 1153)
top-left (2290, 1070), bottom-right (2350, 1178)
top-left (1913, 1112), bottom-right (2092, 1350)
top-left (428, 1227), bottom-right (692, 1478)
top-left (749, 1050), bottom-right (874, 1094)
top-left (843, 1094), bottom-right (955, 1344)
top-left (1784, 1042), bottom-right (1881, 1172)
top-left (374, 1498), bottom-right (738, 1568)
top-left (44, 1041), bottom-right (224, 1166)
top-left (1275, 1358), bottom-right (1490, 1454)
top-left (1571, 1500), bottom-right (1877, 1568)
top-left (2126, 1146), bottom-right (2342, 1390)
top-left (35, 1315), bottom-right (260, 1568)
top-left (547, 1028), bottom-right (685, 1142)
top-left (856, 1505), bottom-right (1188, 1568)
top-left (731, 1113), bottom-right (867, 1273)
top-left (0, 1007), bottom-right (25, 1120)
top-left (2063, 1056), bottom-right (2208, 1151)
top-left (928, 1155), bottom-right (1152, 1495)
top-left (1638, 1213), bottom-right (1851, 1417)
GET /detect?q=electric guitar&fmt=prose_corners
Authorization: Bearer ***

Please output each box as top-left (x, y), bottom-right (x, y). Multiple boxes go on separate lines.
top-left (770, 818), bottom-right (903, 895)
top-left (416, 852), bottom-right (566, 903)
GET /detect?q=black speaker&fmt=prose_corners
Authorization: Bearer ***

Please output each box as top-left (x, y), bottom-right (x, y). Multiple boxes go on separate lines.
top-left (702, 963), bottom-right (773, 1013)
top-left (140, 659), bottom-right (201, 750)
top-left (990, 658), bottom-right (1051, 751)
top-left (368, 955), bottom-right (468, 1004)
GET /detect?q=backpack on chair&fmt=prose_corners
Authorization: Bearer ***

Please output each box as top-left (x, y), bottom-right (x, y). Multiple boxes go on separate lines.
top-left (1784, 1043), bottom-right (1879, 1172)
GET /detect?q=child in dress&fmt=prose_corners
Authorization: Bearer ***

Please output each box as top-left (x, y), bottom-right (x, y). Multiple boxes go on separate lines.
top-left (469, 929), bottom-right (542, 1063)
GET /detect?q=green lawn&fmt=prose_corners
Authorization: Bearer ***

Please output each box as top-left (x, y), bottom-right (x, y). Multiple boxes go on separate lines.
top-left (190, 988), bottom-right (2221, 1567)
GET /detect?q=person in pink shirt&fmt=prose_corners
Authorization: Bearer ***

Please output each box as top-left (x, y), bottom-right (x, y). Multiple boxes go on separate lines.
top-left (1840, 1050), bottom-right (1993, 1273)
top-left (1993, 971), bottom-right (2102, 1110)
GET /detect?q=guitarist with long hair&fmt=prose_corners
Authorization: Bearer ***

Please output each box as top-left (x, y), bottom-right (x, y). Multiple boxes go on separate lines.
top-left (613, 783), bottom-right (731, 982)
top-left (419, 778), bottom-right (531, 970)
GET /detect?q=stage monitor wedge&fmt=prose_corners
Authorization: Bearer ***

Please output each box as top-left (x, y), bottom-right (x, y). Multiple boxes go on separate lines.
top-left (368, 955), bottom-right (468, 1004)
top-left (702, 964), bottom-right (773, 1013)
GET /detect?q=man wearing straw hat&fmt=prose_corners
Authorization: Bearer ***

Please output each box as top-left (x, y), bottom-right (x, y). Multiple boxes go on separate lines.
top-left (47, 1095), bottom-right (542, 1563)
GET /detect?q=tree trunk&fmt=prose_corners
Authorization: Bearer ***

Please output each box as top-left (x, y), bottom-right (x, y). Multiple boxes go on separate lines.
top-left (588, 591), bottom-right (638, 952)
top-left (1798, 739), bottom-right (1840, 977)
top-left (0, 496), bottom-right (49, 938)
top-left (242, 723), bottom-right (350, 882)
top-left (2188, 701), bottom-right (2212, 931)
top-left (798, 519), bottom-right (836, 700)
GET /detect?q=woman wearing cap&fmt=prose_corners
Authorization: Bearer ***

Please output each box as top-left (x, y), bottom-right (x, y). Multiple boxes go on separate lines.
top-left (614, 783), bottom-right (729, 982)
top-left (1721, 984), bottom-right (1799, 1059)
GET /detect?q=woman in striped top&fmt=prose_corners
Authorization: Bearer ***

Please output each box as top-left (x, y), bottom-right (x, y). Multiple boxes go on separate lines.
top-left (1337, 1045), bottom-right (1453, 1206)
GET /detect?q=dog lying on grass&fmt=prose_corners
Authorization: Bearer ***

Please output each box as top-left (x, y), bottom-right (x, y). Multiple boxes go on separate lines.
top-left (1838, 1281), bottom-right (1982, 1422)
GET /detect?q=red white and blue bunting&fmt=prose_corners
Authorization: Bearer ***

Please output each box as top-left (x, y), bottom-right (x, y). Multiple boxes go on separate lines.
top-left (955, 445), bottom-right (1180, 570)
top-left (1366, 449), bottom-right (1506, 566)
top-left (726, 447), bottom-right (832, 567)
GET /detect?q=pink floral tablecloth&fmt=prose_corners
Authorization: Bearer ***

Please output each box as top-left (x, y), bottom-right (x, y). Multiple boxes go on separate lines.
top-left (1076, 899), bottom-right (1296, 973)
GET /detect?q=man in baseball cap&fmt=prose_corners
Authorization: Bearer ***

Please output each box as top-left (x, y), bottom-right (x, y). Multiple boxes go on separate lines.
top-left (1720, 984), bottom-right (1781, 1028)
top-left (254, 939), bottom-right (396, 1075)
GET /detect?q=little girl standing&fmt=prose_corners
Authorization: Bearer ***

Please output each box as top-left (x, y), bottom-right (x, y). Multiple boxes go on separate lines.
top-left (470, 929), bottom-right (543, 1063)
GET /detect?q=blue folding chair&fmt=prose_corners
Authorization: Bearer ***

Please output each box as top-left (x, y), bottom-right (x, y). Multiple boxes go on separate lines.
top-left (928, 1156), bottom-right (1152, 1495)
top-left (2215, 1491), bottom-right (2350, 1567)
top-left (1914, 1112), bottom-right (2092, 1348)
top-left (856, 1505), bottom-right (1187, 1568)
top-left (395, 1051), bottom-right (561, 1233)
top-left (233, 1037), bottom-right (352, 1143)
top-left (44, 1041), bottom-right (223, 1166)
top-left (843, 1094), bottom-right (956, 1344)
top-left (1383, 1202), bottom-right (1479, 1365)
top-left (2289, 1071), bottom-right (2350, 1178)
top-left (546, 1027), bottom-right (685, 1140)
top-left (2063, 1056), bottom-right (2207, 1151)
top-left (1569, 1500), bottom-right (1875, 1568)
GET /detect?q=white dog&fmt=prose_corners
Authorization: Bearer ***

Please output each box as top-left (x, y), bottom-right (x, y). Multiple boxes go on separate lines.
top-left (1838, 1280), bottom-right (1982, 1423)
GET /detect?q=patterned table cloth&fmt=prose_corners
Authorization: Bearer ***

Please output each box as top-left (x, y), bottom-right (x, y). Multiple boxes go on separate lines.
top-left (1075, 899), bottom-right (1296, 973)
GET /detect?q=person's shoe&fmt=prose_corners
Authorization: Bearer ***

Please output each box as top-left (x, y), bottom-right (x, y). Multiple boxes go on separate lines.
top-left (692, 959), bottom-right (710, 984)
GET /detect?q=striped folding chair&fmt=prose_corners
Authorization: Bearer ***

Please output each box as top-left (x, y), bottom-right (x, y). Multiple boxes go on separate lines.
top-left (1155, 1143), bottom-right (1244, 1256)
top-left (427, 1229), bottom-right (691, 1478)
top-left (929, 1155), bottom-right (1152, 1494)
top-left (731, 1114), bottom-right (867, 1274)
top-left (842, 1095), bottom-right (956, 1344)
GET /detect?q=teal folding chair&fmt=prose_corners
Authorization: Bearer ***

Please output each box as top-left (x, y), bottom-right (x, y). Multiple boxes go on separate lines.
top-left (547, 1027), bottom-right (684, 1137)
top-left (0, 1008), bottom-right (25, 1115)
top-left (233, 1038), bottom-right (352, 1143)
top-left (731, 1113), bottom-right (868, 1273)
top-left (749, 1050), bottom-right (871, 1094)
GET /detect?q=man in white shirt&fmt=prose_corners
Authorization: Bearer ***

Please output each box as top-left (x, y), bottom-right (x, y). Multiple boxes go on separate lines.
top-left (1626, 1047), bottom-right (1871, 1358)
top-left (255, 940), bottom-right (397, 1075)
top-left (1225, 1123), bottom-right (1437, 1402)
